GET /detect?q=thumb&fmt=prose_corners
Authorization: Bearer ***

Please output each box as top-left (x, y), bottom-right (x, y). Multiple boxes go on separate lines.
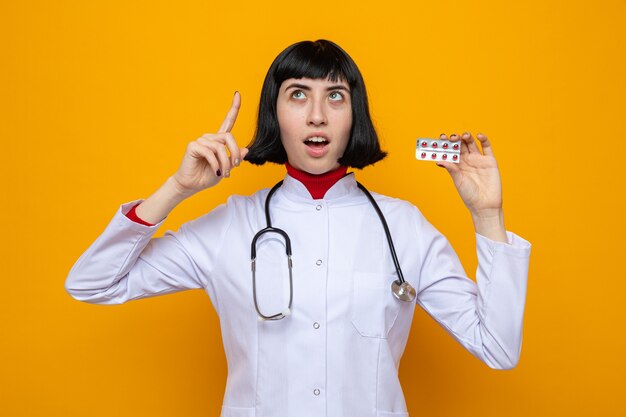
top-left (240, 147), bottom-right (250, 160)
top-left (436, 161), bottom-right (463, 181)
top-left (436, 161), bottom-right (457, 173)
top-left (437, 161), bottom-right (466, 191)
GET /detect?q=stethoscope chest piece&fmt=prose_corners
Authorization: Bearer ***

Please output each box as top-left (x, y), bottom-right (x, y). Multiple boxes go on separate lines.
top-left (391, 280), bottom-right (416, 302)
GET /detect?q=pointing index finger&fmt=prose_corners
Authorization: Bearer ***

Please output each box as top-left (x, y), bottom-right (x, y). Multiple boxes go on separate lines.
top-left (218, 91), bottom-right (241, 133)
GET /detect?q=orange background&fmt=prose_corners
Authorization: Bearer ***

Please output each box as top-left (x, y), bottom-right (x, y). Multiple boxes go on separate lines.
top-left (2, 0), bottom-right (625, 416)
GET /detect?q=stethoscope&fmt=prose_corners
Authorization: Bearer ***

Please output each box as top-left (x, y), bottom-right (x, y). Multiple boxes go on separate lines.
top-left (251, 179), bottom-right (417, 321)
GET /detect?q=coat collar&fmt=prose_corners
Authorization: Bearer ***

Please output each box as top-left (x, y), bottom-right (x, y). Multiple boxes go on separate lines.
top-left (278, 172), bottom-right (362, 204)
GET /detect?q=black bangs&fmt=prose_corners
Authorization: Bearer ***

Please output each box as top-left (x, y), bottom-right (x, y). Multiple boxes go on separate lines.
top-left (273, 40), bottom-right (355, 85)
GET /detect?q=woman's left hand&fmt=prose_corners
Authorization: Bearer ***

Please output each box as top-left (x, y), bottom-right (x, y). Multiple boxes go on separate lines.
top-left (436, 132), bottom-right (502, 218)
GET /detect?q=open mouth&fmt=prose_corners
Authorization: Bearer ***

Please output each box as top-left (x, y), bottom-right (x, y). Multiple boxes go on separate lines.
top-left (304, 136), bottom-right (329, 149)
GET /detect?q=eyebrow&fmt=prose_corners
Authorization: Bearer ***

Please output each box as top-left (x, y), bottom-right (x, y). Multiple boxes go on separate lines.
top-left (284, 82), bottom-right (350, 93)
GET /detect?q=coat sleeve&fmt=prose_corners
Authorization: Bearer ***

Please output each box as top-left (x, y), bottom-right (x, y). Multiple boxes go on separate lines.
top-left (413, 207), bottom-right (531, 369)
top-left (65, 200), bottom-right (232, 305)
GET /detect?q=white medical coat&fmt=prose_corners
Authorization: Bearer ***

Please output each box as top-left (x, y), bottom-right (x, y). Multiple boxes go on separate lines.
top-left (66, 173), bottom-right (531, 417)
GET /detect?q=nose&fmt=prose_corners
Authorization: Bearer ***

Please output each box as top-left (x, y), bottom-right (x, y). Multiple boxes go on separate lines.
top-left (307, 99), bottom-right (327, 126)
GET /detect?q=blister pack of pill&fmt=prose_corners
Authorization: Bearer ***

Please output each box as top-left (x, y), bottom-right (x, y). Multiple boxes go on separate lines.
top-left (415, 138), bottom-right (461, 163)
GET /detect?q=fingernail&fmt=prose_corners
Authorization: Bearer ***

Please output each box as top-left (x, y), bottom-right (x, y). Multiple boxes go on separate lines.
top-left (234, 90), bottom-right (239, 96)
top-left (225, 170), bottom-right (230, 178)
top-left (234, 158), bottom-right (240, 166)
top-left (450, 134), bottom-right (458, 138)
top-left (216, 169), bottom-right (222, 177)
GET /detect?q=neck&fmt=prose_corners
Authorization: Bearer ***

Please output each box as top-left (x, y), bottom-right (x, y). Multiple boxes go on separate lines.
top-left (285, 162), bottom-right (348, 199)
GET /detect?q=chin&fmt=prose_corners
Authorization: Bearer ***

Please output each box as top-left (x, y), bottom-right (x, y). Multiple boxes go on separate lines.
top-left (287, 156), bottom-right (328, 174)
top-left (301, 162), bottom-right (339, 175)
top-left (305, 167), bottom-right (329, 175)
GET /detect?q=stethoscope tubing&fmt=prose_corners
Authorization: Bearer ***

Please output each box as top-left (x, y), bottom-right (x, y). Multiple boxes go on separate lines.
top-left (251, 177), bottom-right (415, 321)
top-left (356, 182), bottom-right (407, 286)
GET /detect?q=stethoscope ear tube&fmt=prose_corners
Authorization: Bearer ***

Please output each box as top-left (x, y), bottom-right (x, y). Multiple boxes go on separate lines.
top-left (356, 182), bottom-right (416, 303)
top-left (251, 227), bottom-right (292, 259)
top-left (251, 180), bottom-right (294, 321)
top-left (251, 227), bottom-right (294, 321)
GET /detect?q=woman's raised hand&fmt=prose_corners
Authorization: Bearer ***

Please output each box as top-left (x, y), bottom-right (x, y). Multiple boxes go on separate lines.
top-left (172, 92), bottom-right (249, 198)
top-left (436, 132), bottom-right (507, 242)
top-left (436, 132), bottom-right (502, 218)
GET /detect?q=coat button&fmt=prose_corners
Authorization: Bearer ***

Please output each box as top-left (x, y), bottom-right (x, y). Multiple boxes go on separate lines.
top-left (316, 205), bottom-right (322, 211)
top-left (313, 322), bottom-right (320, 329)
top-left (316, 259), bottom-right (323, 266)
top-left (313, 388), bottom-right (321, 396)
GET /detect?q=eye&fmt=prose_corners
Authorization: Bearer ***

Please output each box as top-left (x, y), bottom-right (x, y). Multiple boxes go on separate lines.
top-left (329, 91), bottom-right (344, 101)
top-left (291, 90), bottom-right (306, 99)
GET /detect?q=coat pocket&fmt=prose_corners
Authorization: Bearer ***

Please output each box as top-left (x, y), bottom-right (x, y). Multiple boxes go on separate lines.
top-left (350, 271), bottom-right (400, 338)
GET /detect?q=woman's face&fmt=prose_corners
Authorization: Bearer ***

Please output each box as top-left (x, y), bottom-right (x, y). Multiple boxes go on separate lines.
top-left (276, 77), bottom-right (352, 175)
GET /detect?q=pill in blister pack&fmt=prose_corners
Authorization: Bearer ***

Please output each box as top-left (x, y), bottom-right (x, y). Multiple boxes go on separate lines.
top-left (415, 138), bottom-right (461, 163)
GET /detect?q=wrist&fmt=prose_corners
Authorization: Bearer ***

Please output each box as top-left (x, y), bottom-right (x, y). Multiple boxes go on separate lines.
top-left (135, 177), bottom-right (189, 224)
top-left (168, 175), bottom-right (197, 200)
top-left (470, 207), bottom-right (504, 221)
top-left (471, 209), bottom-right (507, 243)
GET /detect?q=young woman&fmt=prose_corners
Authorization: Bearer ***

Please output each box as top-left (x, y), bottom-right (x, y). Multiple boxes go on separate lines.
top-left (66, 40), bottom-right (531, 417)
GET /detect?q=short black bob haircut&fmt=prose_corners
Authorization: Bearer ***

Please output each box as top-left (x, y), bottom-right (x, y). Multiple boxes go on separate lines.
top-left (245, 39), bottom-right (386, 169)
